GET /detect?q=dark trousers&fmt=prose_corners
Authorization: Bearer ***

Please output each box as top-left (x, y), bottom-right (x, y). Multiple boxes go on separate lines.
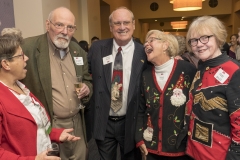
top-left (147, 153), bottom-right (194, 160)
top-left (95, 117), bottom-right (136, 160)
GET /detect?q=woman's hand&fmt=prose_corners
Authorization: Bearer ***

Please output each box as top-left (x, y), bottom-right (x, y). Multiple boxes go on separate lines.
top-left (59, 128), bottom-right (80, 142)
top-left (139, 143), bottom-right (148, 160)
top-left (35, 150), bottom-right (61, 160)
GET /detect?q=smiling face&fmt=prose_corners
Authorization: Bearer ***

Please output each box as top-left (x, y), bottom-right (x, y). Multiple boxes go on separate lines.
top-left (230, 35), bottom-right (238, 46)
top-left (109, 8), bottom-right (135, 46)
top-left (189, 30), bottom-right (221, 62)
top-left (46, 7), bottom-right (75, 49)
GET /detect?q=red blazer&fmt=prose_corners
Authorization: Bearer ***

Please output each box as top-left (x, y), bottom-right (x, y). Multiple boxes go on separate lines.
top-left (0, 82), bottom-right (63, 160)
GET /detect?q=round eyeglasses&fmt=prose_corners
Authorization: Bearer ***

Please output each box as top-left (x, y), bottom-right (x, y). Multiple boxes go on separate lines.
top-left (188, 35), bottom-right (214, 47)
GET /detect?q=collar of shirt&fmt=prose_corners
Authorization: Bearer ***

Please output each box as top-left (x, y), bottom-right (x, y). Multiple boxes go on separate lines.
top-left (47, 33), bottom-right (70, 57)
top-left (113, 39), bottom-right (134, 56)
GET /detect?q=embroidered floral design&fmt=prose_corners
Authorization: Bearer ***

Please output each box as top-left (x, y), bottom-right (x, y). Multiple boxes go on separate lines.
top-left (145, 86), bottom-right (160, 107)
top-left (151, 141), bottom-right (156, 146)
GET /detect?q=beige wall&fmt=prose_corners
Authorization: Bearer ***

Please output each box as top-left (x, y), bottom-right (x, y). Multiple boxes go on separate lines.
top-left (100, 4), bottom-right (111, 40)
top-left (13, 0), bottom-right (70, 38)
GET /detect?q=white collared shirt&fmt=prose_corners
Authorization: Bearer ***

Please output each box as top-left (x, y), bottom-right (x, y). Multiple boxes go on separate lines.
top-left (110, 39), bottom-right (135, 116)
top-left (0, 81), bottom-right (51, 154)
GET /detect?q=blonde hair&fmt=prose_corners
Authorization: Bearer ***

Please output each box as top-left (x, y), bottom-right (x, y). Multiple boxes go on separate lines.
top-left (146, 30), bottom-right (179, 57)
top-left (186, 16), bottom-right (227, 52)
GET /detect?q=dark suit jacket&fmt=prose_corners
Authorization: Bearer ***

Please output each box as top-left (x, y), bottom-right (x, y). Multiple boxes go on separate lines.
top-left (88, 38), bottom-right (147, 154)
top-left (21, 33), bottom-right (93, 144)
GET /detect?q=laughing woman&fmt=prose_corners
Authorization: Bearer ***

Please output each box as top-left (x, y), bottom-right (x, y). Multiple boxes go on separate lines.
top-left (135, 30), bottom-right (196, 160)
top-left (0, 33), bottom-right (80, 160)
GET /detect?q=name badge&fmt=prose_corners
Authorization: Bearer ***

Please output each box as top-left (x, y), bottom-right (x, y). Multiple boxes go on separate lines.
top-left (39, 107), bottom-right (51, 134)
top-left (158, 72), bottom-right (168, 81)
top-left (214, 68), bottom-right (229, 84)
top-left (74, 57), bottom-right (84, 65)
top-left (103, 55), bottom-right (113, 65)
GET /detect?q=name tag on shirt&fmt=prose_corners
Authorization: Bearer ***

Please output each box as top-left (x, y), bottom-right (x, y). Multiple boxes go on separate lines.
top-left (158, 72), bottom-right (168, 81)
top-left (39, 107), bottom-right (51, 135)
top-left (74, 57), bottom-right (84, 65)
top-left (214, 68), bottom-right (229, 83)
top-left (103, 55), bottom-right (113, 65)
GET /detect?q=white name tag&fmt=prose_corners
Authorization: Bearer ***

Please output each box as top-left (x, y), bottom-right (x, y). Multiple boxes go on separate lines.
top-left (103, 55), bottom-right (113, 65)
top-left (158, 72), bottom-right (168, 81)
top-left (74, 57), bottom-right (84, 65)
top-left (214, 68), bottom-right (229, 83)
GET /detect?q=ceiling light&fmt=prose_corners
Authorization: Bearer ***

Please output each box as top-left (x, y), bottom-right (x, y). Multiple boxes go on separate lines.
top-left (170, 0), bottom-right (205, 4)
top-left (173, 0), bottom-right (202, 11)
top-left (171, 21), bottom-right (188, 29)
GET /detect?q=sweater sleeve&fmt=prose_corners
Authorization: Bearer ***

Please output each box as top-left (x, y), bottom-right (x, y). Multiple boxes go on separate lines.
top-left (226, 70), bottom-right (240, 159)
top-left (135, 74), bottom-right (147, 147)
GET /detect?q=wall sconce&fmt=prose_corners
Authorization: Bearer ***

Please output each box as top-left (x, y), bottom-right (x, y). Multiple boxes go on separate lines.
top-left (171, 21), bottom-right (188, 29)
top-left (172, 0), bottom-right (202, 11)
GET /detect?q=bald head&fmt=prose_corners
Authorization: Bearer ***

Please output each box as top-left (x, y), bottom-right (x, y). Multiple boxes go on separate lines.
top-left (48, 7), bottom-right (75, 23)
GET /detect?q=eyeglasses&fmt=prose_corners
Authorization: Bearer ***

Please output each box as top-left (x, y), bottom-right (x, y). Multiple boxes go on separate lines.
top-left (49, 20), bottom-right (77, 32)
top-left (8, 52), bottom-right (25, 60)
top-left (144, 37), bottom-right (161, 46)
top-left (112, 21), bottom-right (132, 26)
top-left (188, 35), bottom-right (214, 47)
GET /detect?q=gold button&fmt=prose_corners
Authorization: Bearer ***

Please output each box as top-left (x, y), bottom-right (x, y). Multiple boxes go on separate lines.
top-left (190, 116), bottom-right (193, 120)
top-left (199, 83), bottom-right (202, 86)
top-left (206, 67), bottom-right (210, 70)
top-left (188, 131), bottom-right (191, 136)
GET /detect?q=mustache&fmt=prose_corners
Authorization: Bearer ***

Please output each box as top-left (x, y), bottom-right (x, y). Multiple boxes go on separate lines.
top-left (56, 35), bottom-right (69, 40)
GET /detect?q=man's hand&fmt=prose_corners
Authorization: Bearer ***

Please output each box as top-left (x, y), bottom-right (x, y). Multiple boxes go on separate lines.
top-left (76, 83), bottom-right (90, 99)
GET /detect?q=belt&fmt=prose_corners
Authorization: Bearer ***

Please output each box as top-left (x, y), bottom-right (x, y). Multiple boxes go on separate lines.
top-left (108, 116), bottom-right (125, 121)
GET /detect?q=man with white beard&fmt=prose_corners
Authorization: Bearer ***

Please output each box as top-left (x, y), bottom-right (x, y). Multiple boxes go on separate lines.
top-left (21, 7), bottom-right (92, 160)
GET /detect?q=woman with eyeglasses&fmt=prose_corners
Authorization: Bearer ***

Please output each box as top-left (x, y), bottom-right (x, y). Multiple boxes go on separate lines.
top-left (185, 16), bottom-right (240, 160)
top-left (0, 33), bottom-right (80, 160)
top-left (135, 30), bottom-right (196, 160)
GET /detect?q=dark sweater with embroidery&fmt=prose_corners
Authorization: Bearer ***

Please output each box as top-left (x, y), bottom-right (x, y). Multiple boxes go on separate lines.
top-left (185, 54), bottom-right (240, 160)
top-left (135, 59), bottom-right (196, 157)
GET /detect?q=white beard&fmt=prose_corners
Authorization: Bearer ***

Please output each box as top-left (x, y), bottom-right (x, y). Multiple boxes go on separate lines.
top-left (143, 127), bottom-right (153, 142)
top-left (53, 35), bottom-right (70, 49)
top-left (170, 88), bottom-right (186, 107)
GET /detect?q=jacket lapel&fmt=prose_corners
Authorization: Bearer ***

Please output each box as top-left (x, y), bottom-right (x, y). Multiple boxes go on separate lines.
top-left (0, 83), bottom-right (35, 123)
top-left (102, 40), bottom-right (113, 92)
top-left (35, 34), bottom-right (53, 110)
top-left (127, 42), bottom-right (146, 105)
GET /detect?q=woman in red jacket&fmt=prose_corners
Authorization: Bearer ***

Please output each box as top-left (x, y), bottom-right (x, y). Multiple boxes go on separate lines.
top-left (0, 33), bottom-right (80, 160)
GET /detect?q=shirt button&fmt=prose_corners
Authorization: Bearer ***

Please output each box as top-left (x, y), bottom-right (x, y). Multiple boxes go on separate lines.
top-left (188, 131), bottom-right (191, 136)
top-left (190, 116), bottom-right (193, 120)
top-left (206, 67), bottom-right (210, 70)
